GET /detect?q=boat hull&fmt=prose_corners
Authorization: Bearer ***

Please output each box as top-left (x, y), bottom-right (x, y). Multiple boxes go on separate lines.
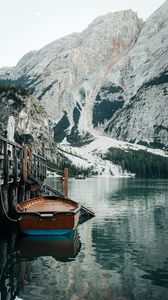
top-left (16, 196), bottom-right (81, 235)
top-left (19, 213), bottom-right (80, 235)
top-left (22, 229), bottom-right (74, 235)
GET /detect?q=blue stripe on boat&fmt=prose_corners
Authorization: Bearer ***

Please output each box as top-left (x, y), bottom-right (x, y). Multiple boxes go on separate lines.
top-left (23, 231), bottom-right (76, 241)
top-left (23, 229), bottom-right (73, 236)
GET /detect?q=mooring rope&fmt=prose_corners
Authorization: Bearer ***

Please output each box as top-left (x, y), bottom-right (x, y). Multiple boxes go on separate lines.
top-left (0, 184), bottom-right (20, 222)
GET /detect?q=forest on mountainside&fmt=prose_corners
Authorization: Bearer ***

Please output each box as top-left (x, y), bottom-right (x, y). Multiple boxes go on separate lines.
top-left (104, 148), bottom-right (168, 178)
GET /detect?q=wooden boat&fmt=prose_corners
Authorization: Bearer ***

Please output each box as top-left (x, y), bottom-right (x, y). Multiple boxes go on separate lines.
top-left (75, 174), bottom-right (85, 179)
top-left (16, 230), bottom-right (81, 260)
top-left (15, 195), bottom-right (81, 235)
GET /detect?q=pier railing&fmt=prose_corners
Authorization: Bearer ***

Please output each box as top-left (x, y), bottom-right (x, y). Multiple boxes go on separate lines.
top-left (24, 145), bottom-right (47, 183)
top-left (0, 136), bottom-right (47, 185)
top-left (0, 135), bottom-right (22, 184)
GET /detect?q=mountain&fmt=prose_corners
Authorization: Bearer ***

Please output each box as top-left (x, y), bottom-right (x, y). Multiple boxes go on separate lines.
top-left (0, 9), bottom-right (143, 143)
top-left (0, 2), bottom-right (167, 155)
top-left (104, 1), bottom-right (168, 149)
top-left (0, 83), bottom-right (54, 154)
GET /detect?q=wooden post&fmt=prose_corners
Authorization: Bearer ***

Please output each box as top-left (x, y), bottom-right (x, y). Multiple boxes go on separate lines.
top-left (13, 145), bottom-right (18, 182)
top-left (63, 168), bottom-right (68, 199)
top-left (34, 155), bottom-right (37, 178)
top-left (4, 141), bottom-right (9, 184)
top-left (42, 142), bottom-right (45, 157)
top-left (23, 144), bottom-right (27, 182)
top-left (27, 148), bottom-right (32, 175)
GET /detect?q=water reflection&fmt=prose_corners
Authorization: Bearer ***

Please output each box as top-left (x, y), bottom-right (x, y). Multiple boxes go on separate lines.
top-left (69, 178), bottom-right (168, 300)
top-left (0, 225), bottom-right (20, 300)
top-left (0, 178), bottom-right (168, 300)
top-left (16, 230), bottom-right (81, 261)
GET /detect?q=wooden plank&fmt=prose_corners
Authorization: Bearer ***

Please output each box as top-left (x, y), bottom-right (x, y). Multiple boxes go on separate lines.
top-left (81, 205), bottom-right (95, 217)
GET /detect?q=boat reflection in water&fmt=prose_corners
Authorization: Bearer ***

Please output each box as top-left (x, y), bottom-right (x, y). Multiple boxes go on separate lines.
top-left (16, 230), bottom-right (81, 261)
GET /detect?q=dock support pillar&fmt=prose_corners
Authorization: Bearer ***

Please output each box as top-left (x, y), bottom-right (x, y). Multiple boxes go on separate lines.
top-left (0, 186), bottom-right (9, 221)
top-left (18, 184), bottom-right (25, 203)
top-left (8, 184), bottom-right (18, 217)
top-left (63, 168), bottom-right (68, 199)
top-left (23, 144), bottom-right (27, 182)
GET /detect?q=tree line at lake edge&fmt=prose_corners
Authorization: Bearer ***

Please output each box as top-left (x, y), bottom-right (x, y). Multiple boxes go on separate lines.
top-left (104, 148), bottom-right (168, 178)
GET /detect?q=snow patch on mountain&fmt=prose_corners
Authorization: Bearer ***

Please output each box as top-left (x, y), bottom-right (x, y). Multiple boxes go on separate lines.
top-left (58, 135), bottom-right (168, 177)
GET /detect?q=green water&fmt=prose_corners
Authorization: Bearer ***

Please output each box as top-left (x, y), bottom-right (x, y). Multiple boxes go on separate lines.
top-left (0, 178), bottom-right (168, 300)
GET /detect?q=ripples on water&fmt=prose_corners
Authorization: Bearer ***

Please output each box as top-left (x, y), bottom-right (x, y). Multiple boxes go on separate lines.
top-left (0, 178), bottom-right (168, 300)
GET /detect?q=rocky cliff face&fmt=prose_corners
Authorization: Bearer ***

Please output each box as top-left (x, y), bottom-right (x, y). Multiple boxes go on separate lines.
top-left (0, 1), bottom-right (168, 149)
top-left (0, 86), bottom-right (53, 153)
top-left (104, 0), bottom-right (168, 148)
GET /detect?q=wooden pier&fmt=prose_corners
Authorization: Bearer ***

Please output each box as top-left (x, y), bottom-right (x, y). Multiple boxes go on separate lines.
top-left (0, 134), bottom-right (48, 221)
top-left (0, 134), bottom-right (94, 222)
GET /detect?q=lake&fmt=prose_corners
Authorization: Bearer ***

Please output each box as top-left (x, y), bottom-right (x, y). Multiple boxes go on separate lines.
top-left (0, 178), bottom-right (168, 300)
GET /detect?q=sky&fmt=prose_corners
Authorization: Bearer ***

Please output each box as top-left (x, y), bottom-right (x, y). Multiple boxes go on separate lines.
top-left (0, 0), bottom-right (166, 68)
